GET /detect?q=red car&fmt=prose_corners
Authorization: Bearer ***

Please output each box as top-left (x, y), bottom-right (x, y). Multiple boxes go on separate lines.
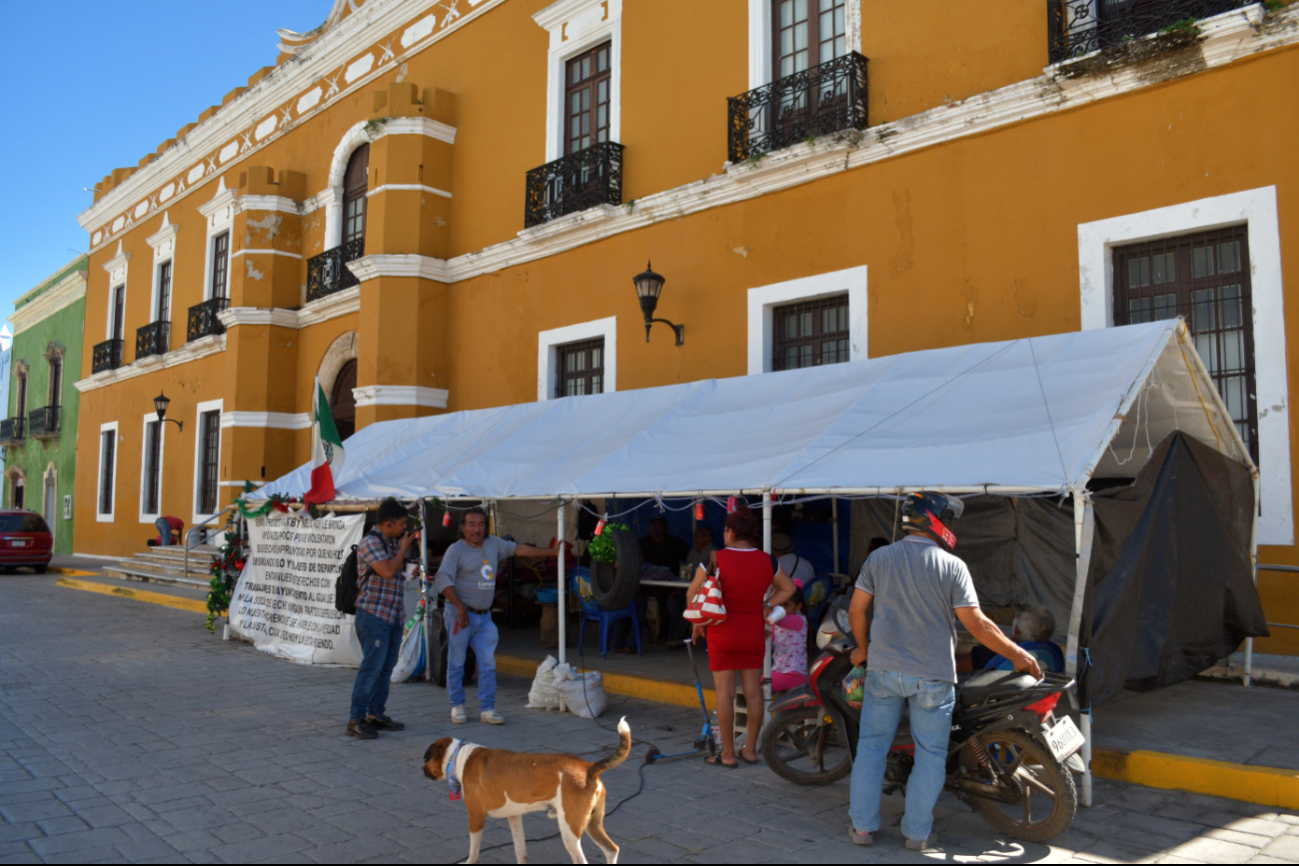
top-left (0, 510), bottom-right (53, 573)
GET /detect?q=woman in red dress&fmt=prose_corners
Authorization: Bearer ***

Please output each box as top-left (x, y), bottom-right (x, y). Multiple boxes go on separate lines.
top-left (686, 504), bottom-right (797, 768)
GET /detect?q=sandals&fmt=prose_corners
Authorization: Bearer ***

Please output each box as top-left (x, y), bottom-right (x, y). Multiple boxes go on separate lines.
top-left (705, 755), bottom-right (738, 769)
top-left (739, 753), bottom-right (760, 765)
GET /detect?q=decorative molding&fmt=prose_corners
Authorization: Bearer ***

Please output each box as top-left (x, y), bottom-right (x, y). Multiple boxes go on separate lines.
top-left (198, 178), bottom-right (237, 222)
top-left (145, 212), bottom-right (179, 251)
top-left (236, 195), bottom-right (302, 215)
top-left (103, 242), bottom-right (131, 281)
top-left (8, 272), bottom-right (87, 335)
top-left (220, 411), bottom-right (312, 430)
top-left (367, 183), bottom-right (453, 199)
top-left (231, 249), bottom-right (304, 260)
top-left (73, 335), bottom-right (226, 393)
top-left (353, 385), bottom-right (448, 408)
top-left (347, 254), bottom-right (450, 283)
top-left (217, 286), bottom-right (361, 331)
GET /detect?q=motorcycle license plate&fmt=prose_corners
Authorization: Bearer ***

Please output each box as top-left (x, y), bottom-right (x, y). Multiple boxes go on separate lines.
top-left (1045, 715), bottom-right (1085, 762)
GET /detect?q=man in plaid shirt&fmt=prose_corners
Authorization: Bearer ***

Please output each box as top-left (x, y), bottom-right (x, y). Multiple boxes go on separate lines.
top-left (347, 498), bottom-right (419, 739)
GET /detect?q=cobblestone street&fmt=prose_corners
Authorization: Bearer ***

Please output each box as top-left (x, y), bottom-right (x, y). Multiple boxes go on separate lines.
top-left (1, 574), bottom-right (1296, 864)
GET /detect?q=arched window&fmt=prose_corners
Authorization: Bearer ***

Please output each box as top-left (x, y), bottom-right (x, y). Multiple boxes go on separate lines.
top-left (331, 359), bottom-right (357, 442)
top-left (342, 144), bottom-right (369, 248)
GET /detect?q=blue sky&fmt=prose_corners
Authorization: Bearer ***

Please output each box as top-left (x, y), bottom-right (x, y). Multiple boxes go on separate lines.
top-left (0, 1), bottom-right (331, 307)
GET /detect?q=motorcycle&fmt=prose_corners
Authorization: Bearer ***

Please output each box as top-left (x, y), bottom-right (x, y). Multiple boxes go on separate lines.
top-left (760, 601), bottom-right (1086, 842)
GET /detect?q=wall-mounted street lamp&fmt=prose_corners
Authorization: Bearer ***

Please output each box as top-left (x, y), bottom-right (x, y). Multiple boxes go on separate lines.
top-left (154, 392), bottom-right (183, 433)
top-left (633, 261), bottom-right (684, 346)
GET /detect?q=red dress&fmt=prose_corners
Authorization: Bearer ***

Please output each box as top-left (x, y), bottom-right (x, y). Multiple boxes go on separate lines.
top-left (706, 547), bottom-right (774, 672)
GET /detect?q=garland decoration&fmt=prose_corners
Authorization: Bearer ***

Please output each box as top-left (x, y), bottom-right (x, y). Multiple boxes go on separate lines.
top-left (206, 529), bottom-right (245, 633)
top-left (236, 491), bottom-right (300, 520)
top-left (587, 522), bottom-right (631, 564)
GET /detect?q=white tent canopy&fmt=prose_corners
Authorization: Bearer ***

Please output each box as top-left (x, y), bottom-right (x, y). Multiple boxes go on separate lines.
top-left (256, 320), bottom-right (1248, 502)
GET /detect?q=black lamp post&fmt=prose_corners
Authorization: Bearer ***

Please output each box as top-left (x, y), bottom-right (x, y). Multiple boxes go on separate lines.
top-left (154, 392), bottom-right (183, 433)
top-left (633, 261), bottom-right (684, 346)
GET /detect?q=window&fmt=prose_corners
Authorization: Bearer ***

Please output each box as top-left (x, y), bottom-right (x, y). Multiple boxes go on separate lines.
top-left (1114, 226), bottom-right (1257, 463)
top-left (111, 284), bottom-right (126, 341)
top-left (557, 339), bottom-right (605, 397)
top-left (15, 370), bottom-right (27, 418)
top-left (331, 359), bottom-right (358, 441)
top-left (197, 410), bottom-right (221, 516)
top-left (0, 513), bottom-right (45, 533)
top-left (11, 476), bottom-right (23, 510)
top-left (772, 293), bottom-right (850, 371)
top-left (343, 144), bottom-right (369, 247)
top-left (142, 419), bottom-right (162, 517)
top-left (48, 358), bottom-right (62, 410)
top-left (156, 260), bottom-right (172, 322)
top-left (210, 232), bottom-right (230, 300)
top-left (773, 0), bottom-right (847, 77)
top-left (565, 43), bottom-right (612, 154)
top-left (98, 428), bottom-right (116, 518)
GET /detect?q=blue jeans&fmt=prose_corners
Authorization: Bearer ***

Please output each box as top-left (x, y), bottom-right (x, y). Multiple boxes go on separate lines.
top-left (446, 608), bottom-right (498, 711)
top-left (849, 670), bottom-right (956, 843)
top-left (350, 609), bottom-right (404, 722)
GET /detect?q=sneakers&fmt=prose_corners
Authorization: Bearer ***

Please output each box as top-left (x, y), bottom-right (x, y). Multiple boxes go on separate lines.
top-left (905, 834), bottom-right (938, 851)
top-left (848, 827), bottom-right (874, 846)
top-left (451, 705), bottom-right (467, 724)
top-left (366, 714), bottom-right (405, 731)
top-left (346, 720), bottom-right (378, 740)
top-left (481, 709), bottom-right (505, 725)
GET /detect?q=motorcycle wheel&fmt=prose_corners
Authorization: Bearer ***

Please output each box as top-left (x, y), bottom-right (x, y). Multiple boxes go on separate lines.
top-left (759, 707), bottom-right (852, 786)
top-left (958, 729), bottom-right (1077, 843)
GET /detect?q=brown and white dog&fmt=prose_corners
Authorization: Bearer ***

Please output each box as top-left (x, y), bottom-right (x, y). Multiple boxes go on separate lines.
top-left (422, 717), bottom-right (631, 864)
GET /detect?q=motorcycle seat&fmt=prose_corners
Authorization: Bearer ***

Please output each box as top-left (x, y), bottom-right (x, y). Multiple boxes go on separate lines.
top-left (958, 669), bottom-right (1037, 707)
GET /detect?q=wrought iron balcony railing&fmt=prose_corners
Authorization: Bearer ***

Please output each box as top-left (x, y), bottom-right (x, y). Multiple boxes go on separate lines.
top-left (727, 52), bottom-right (869, 164)
top-left (92, 339), bottom-right (123, 374)
top-left (136, 320), bottom-right (170, 361)
top-left (28, 406), bottom-right (60, 439)
top-left (524, 142), bottom-right (625, 229)
top-left (1047, 0), bottom-right (1254, 63)
top-left (187, 297), bottom-right (229, 342)
top-left (306, 237), bottom-right (365, 302)
top-left (0, 417), bottom-right (24, 446)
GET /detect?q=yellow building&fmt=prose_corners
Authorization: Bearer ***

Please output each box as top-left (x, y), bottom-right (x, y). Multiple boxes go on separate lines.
top-left (73, 0), bottom-right (1299, 652)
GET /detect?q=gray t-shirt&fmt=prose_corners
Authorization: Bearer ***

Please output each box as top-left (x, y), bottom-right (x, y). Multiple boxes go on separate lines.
top-left (854, 535), bottom-right (980, 684)
top-left (434, 536), bottom-right (517, 611)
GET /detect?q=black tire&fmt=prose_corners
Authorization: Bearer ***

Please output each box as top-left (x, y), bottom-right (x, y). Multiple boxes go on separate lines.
top-left (760, 707), bottom-right (853, 785)
top-left (590, 529), bottom-right (642, 609)
top-left (33, 565), bottom-right (48, 574)
top-left (958, 729), bottom-right (1077, 843)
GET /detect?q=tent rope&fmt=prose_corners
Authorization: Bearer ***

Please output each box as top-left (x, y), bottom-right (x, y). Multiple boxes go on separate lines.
top-left (1028, 338), bottom-right (1070, 484)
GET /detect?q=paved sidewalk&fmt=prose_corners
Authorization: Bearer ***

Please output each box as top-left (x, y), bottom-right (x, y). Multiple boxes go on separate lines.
top-left (1, 574), bottom-right (1297, 864)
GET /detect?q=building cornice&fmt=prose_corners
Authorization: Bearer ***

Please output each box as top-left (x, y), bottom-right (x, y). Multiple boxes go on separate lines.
top-left (353, 385), bottom-right (449, 408)
top-left (217, 285), bottom-right (361, 331)
top-left (73, 334), bottom-right (226, 393)
top-left (236, 195), bottom-right (302, 215)
top-left (347, 254), bottom-right (451, 283)
top-left (8, 272), bottom-right (87, 335)
top-left (221, 411), bottom-right (312, 430)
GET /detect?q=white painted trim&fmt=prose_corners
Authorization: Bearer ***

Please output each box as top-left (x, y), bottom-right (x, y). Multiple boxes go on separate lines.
top-left (747, 266), bottom-right (868, 375)
top-left (220, 411), bottom-right (312, 430)
top-left (138, 412), bottom-right (165, 524)
top-left (96, 421), bottom-right (120, 522)
top-left (216, 286), bottom-right (361, 332)
top-left (1077, 186), bottom-right (1291, 546)
top-left (537, 315), bottom-right (617, 400)
top-left (192, 398), bottom-right (225, 526)
top-left (366, 183), bottom-right (452, 199)
top-left (147, 215), bottom-right (177, 329)
top-left (346, 254), bottom-right (448, 283)
top-left (231, 249), bottom-right (303, 260)
top-left (102, 243), bottom-right (131, 342)
top-left (352, 385), bottom-right (449, 408)
top-left (236, 195), bottom-right (301, 215)
top-left (73, 334), bottom-right (226, 394)
top-left (536, 0), bottom-right (622, 163)
top-left (748, 0), bottom-right (772, 90)
top-left (8, 271), bottom-right (87, 335)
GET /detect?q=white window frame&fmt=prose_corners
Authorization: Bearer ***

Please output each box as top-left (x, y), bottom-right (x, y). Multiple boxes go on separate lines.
top-left (747, 265), bottom-right (868, 375)
top-left (139, 412), bottom-right (166, 524)
top-left (146, 213), bottom-right (179, 324)
top-left (192, 398), bottom-right (224, 526)
top-left (537, 316), bottom-right (617, 400)
top-left (96, 421), bottom-right (119, 522)
top-left (535, 0), bottom-right (623, 163)
top-left (198, 179), bottom-right (236, 302)
top-left (747, 0), bottom-right (862, 89)
top-left (1077, 186), bottom-right (1291, 546)
top-left (102, 243), bottom-right (131, 341)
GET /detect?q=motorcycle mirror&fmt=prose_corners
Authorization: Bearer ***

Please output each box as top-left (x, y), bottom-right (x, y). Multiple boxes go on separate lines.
top-left (835, 608), bottom-right (852, 635)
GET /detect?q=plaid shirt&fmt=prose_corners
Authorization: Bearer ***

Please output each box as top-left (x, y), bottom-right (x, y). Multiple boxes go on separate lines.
top-left (356, 529), bottom-right (405, 624)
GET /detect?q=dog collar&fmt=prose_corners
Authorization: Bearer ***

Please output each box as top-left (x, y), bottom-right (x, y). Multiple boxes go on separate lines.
top-left (447, 740), bottom-right (470, 801)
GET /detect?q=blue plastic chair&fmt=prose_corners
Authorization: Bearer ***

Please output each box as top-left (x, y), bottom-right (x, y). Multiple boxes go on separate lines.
top-left (571, 567), bottom-right (643, 659)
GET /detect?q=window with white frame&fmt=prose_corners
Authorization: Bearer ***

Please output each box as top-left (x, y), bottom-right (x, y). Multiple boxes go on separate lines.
top-left (747, 265), bottom-right (867, 375)
top-left (140, 414), bottom-right (165, 521)
top-left (538, 317), bottom-right (617, 400)
top-left (193, 400), bottom-right (223, 521)
top-left (535, 0), bottom-right (623, 163)
top-left (97, 423), bottom-right (119, 521)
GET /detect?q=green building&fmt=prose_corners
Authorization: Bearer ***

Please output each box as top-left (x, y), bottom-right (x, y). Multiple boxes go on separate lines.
top-left (0, 257), bottom-right (87, 553)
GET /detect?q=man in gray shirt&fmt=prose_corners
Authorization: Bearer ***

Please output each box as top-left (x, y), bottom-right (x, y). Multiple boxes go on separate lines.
top-left (846, 493), bottom-right (1040, 851)
top-left (434, 508), bottom-right (559, 725)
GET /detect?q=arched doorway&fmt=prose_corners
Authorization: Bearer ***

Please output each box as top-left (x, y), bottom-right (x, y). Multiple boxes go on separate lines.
top-left (342, 144), bottom-right (369, 249)
top-left (331, 359), bottom-right (357, 441)
top-left (11, 474), bottom-right (24, 510)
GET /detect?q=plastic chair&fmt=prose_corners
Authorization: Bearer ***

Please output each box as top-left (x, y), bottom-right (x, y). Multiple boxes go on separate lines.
top-left (571, 567), bottom-right (643, 659)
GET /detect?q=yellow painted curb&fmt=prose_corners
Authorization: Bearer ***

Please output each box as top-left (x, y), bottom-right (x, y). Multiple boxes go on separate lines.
top-left (56, 577), bottom-right (212, 615)
top-left (1093, 748), bottom-right (1299, 810)
top-left (497, 654), bottom-right (717, 710)
top-left (49, 567), bottom-right (100, 577)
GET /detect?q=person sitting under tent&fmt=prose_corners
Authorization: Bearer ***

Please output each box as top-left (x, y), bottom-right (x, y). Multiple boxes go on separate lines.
top-left (972, 605), bottom-right (1064, 674)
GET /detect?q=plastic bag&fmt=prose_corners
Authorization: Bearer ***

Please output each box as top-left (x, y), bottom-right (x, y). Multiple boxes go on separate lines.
top-left (391, 620), bottom-right (426, 683)
top-left (552, 664), bottom-right (608, 719)
top-left (526, 655), bottom-right (566, 711)
top-left (842, 665), bottom-right (867, 709)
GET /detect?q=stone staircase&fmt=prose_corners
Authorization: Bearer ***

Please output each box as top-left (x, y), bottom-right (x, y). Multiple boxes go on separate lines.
top-left (103, 545), bottom-right (224, 590)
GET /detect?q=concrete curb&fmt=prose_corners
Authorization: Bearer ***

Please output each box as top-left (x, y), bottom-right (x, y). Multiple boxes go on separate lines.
top-left (56, 577), bottom-right (212, 615)
top-left (496, 653), bottom-right (717, 710)
top-left (1091, 749), bottom-right (1299, 810)
top-left (49, 567), bottom-right (102, 577)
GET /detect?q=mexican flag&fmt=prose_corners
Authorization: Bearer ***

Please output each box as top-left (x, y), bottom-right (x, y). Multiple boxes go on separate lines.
top-left (304, 379), bottom-right (346, 504)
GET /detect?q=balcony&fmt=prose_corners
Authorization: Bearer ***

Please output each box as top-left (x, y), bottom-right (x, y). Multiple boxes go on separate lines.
top-left (306, 237), bottom-right (365, 302)
top-left (524, 142), bottom-right (625, 229)
top-left (187, 297), bottom-right (229, 342)
top-left (1047, 0), bottom-right (1254, 63)
top-left (136, 320), bottom-right (170, 361)
top-left (28, 406), bottom-right (60, 439)
top-left (727, 52), bottom-right (869, 164)
top-left (0, 417), bottom-right (24, 446)
top-left (92, 339), bottom-right (123, 374)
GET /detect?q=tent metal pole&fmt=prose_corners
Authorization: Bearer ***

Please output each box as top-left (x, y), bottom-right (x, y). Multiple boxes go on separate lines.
top-left (1066, 488), bottom-right (1096, 808)
top-left (558, 500), bottom-right (567, 668)
top-left (832, 499), bottom-right (841, 574)
top-left (420, 499), bottom-right (433, 683)
top-left (1245, 472), bottom-right (1261, 687)
top-left (762, 492), bottom-right (773, 729)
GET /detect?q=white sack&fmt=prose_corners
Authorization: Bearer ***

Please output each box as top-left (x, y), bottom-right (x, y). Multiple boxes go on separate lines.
top-left (526, 655), bottom-right (565, 711)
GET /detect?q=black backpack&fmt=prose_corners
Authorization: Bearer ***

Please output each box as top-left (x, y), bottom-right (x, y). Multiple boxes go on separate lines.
top-left (334, 543), bottom-right (364, 615)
